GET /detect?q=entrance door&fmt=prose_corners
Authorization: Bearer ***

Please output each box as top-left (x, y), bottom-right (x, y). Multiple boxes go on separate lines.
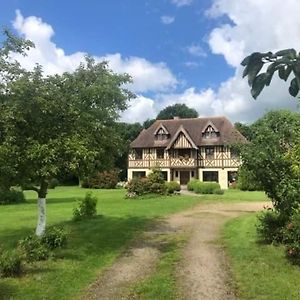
top-left (180, 171), bottom-right (190, 185)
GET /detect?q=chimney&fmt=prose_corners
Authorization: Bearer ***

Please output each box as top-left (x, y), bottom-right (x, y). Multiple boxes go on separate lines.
top-left (173, 116), bottom-right (180, 120)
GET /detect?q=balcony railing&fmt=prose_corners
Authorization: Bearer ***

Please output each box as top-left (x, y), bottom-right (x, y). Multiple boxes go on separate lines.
top-left (128, 157), bottom-right (241, 168)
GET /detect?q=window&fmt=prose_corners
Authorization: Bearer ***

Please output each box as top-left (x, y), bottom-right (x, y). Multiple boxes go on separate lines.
top-left (175, 171), bottom-right (179, 178)
top-left (191, 171), bottom-right (195, 178)
top-left (133, 171), bottom-right (146, 178)
top-left (202, 125), bottom-right (219, 139)
top-left (178, 149), bottom-right (191, 158)
top-left (135, 149), bottom-right (143, 160)
top-left (203, 171), bottom-right (218, 182)
top-left (205, 147), bottom-right (214, 159)
top-left (161, 171), bottom-right (168, 181)
top-left (156, 148), bottom-right (164, 159)
top-left (155, 128), bottom-right (168, 141)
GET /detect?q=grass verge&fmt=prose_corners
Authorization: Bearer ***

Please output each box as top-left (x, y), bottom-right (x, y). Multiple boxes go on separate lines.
top-left (223, 214), bottom-right (300, 300)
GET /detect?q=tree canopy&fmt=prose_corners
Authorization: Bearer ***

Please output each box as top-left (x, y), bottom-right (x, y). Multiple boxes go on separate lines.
top-left (0, 31), bottom-right (134, 234)
top-left (156, 103), bottom-right (198, 120)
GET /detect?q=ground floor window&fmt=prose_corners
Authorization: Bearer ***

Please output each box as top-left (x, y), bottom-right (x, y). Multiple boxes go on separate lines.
top-left (132, 171), bottom-right (146, 178)
top-left (203, 171), bottom-right (218, 182)
top-left (161, 171), bottom-right (168, 181)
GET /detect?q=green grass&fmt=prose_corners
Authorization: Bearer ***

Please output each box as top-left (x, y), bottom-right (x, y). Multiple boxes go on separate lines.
top-left (0, 187), bottom-right (267, 300)
top-left (130, 233), bottom-right (187, 300)
top-left (223, 214), bottom-right (300, 300)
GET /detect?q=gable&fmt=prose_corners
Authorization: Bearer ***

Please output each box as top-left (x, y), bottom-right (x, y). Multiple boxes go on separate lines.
top-left (173, 132), bottom-right (192, 148)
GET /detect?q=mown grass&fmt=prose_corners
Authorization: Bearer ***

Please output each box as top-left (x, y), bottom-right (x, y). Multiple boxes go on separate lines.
top-left (223, 214), bottom-right (300, 300)
top-left (0, 187), bottom-right (267, 300)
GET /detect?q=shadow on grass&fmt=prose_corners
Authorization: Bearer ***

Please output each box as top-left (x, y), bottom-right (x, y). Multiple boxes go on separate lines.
top-left (26, 197), bottom-right (79, 205)
top-left (0, 282), bottom-right (16, 300)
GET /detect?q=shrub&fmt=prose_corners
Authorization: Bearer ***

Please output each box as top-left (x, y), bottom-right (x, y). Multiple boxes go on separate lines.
top-left (0, 189), bottom-right (25, 205)
top-left (165, 181), bottom-right (181, 194)
top-left (48, 178), bottom-right (59, 189)
top-left (187, 179), bottom-right (199, 191)
top-left (0, 250), bottom-right (22, 277)
top-left (73, 192), bottom-right (98, 221)
top-left (82, 170), bottom-right (118, 189)
top-left (193, 182), bottom-right (221, 194)
top-left (285, 243), bottom-right (300, 265)
top-left (256, 209), bottom-right (286, 244)
top-left (127, 177), bottom-right (151, 196)
top-left (41, 226), bottom-right (67, 250)
top-left (213, 188), bottom-right (224, 195)
top-left (237, 167), bottom-right (262, 191)
top-left (18, 235), bottom-right (49, 262)
top-left (148, 168), bottom-right (165, 185)
top-left (149, 182), bottom-right (167, 194)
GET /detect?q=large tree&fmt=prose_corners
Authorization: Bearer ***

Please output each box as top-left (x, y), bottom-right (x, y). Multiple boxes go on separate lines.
top-left (0, 32), bottom-right (133, 235)
top-left (156, 103), bottom-right (198, 120)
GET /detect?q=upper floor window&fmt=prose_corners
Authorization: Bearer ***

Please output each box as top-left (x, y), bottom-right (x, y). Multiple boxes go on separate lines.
top-left (178, 149), bottom-right (191, 158)
top-left (156, 148), bottom-right (164, 159)
top-left (154, 125), bottom-right (169, 141)
top-left (135, 149), bottom-right (143, 160)
top-left (205, 147), bottom-right (214, 159)
top-left (202, 125), bottom-right (219, 139)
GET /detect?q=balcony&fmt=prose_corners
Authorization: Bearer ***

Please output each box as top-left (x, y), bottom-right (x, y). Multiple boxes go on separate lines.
top-left (128, 158), bottom-right (197, 168)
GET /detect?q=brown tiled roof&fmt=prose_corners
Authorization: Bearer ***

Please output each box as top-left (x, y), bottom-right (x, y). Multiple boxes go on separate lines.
top-left (130, 116), bottom-right (247, 148)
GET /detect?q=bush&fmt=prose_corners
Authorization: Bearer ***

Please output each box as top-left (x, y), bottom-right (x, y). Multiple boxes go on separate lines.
top-left (282, 214), bottom-right (300, 265)
top-left (0, 189), bottom-right (25, 205)
top-left (149, 182), bottom-right (167, 194)
top-left (127, 177), bottom-right (151, 195)
top-left (193, 181), bottom-right (221, 194)
top-left (73, 192), bottom-right (98, 221)
top-left (165, 181), bottom-right (181, 194)
top-left (148, 168), bottom-right (165, 185)
top-left (237, 167), bottom-right (262, 191)
top-left (187, 179), bottom-right (199, 191)
top-left (213, 188), bottom-right (224, 195)
top-left (256, 209), bottom-right (286, 244)
top-left (82, 170), bottom-right (118, 189)
top-left (18, 235), bottom-right (49, 262)
top-left (41, 226), bottom-right (67, 250)
top-left (0, 250), bottom-right (22, 277)
top-left (48, 178), bottom-right (59, 189)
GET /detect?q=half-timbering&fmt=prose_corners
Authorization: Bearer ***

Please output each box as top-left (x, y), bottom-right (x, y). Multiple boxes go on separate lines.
top-left (128, 116), bottom-right (247, 189)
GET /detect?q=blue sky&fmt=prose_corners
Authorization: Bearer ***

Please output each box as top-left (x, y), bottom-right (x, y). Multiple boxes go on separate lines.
top-left (1, 0), bottom-right (299, 123)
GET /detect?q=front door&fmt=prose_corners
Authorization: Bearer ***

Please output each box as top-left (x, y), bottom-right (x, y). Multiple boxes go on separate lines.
top-left (180, 171), bottom-right (190, 185)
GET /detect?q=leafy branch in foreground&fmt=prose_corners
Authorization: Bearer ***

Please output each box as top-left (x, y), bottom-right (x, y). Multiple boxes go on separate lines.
top-left (241, 49), bottom-right (300, 99)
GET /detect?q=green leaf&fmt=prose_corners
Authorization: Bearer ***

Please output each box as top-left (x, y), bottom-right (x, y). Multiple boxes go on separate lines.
top-left (289, 78), bottom-right (299, 97)
top-left (275, 49), bottom-right (297, 59)
top-left (247, 60), bottom-right (264, 86)
top-left (251, 73), bottom-right (269, 99)
top-left (241, 55), bottom-right (251, 66)
top-left (278, 66), bottom-right (292, 81)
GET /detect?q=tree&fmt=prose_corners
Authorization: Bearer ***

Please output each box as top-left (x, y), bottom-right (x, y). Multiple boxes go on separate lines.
top-left (156, 103), bottom-right (198, 120)
top-left (0, 32), bottom-right (133, 235)
top-left (241, 49), bottom-right (300, 99)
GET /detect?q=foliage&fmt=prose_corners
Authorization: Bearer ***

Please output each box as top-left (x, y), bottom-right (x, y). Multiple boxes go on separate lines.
top-left (82, 170), bottom-right (119, 189)
top-left (156, 103), bottom-right (198, 120)
top-left (165, 181), bottom-right (181, 194)
top-left (127, 177), bottom-right (151, 196)
top-left (0, 189), bottom-right (25, 205)
top-left (237, 166), bottom-right (262, 191)
top-left (148, 168), bottom-right (165, 185)
top-left (73, 192), bottom-right (98, 221)
top-left (256, 209), bottom-right (286, 244)
top-left (191, 181), bottom-right (222, 194)
top-left (143, 118), bottom-right (156, 129)
top-left (241, 49), bottom-right (300, 99)
top-left (41, 226), bottom-right (67, 250)
top-left (18, 235), bottom-right (49, 262)
top-left (187, 179), bottom-right (199, 191)
top-left (213, 188), bottom-right (225, 195)
top-left (234, 122), bottom-right (254, 140)
top-left (0, 250), bottom-right (23, 278)
top-left (149, 182), bottom-right (167, 194)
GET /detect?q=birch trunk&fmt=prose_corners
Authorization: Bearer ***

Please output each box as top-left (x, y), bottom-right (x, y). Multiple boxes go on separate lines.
top-left (36, 197), bottom-right (46, 236)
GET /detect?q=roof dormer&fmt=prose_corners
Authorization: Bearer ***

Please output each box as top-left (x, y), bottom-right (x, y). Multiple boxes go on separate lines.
top-left (202, 121), bottom-right (220, 139)
top-left (154, 123), bottom-right (169, 141)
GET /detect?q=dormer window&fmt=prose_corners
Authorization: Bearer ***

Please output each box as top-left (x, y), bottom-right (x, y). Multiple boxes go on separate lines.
top-left (154, 124), bottom-right (169, 141)
top-left (202, 125), bottom-right (220, 139)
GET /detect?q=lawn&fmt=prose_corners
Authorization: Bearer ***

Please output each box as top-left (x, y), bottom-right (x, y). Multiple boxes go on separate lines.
top-left (0, 187), bottom-right (267, 300)
top-left (223, 214), bottom-right (300, 300)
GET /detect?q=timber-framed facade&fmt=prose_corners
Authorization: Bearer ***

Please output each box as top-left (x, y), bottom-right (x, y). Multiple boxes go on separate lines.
top-left (128, 116), bottom-right (246, 189)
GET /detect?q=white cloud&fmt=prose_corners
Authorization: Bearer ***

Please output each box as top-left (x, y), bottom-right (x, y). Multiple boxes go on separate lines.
top-left (161, 15), bottom-right (175, 25)
top-left (120, 95), bottom-right (156, 123)
top-left (186, 44), bottom-right (206, 57)
top-left (11, 10), bottom-right (177, 93)
top-left (171, 0), bottom-right (193, 7)
top-left (183, 61), bottom-right (199, 68)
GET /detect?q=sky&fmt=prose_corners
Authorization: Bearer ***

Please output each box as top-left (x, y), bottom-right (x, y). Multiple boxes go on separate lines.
top-left (0, 0), bottom-right (299, 124)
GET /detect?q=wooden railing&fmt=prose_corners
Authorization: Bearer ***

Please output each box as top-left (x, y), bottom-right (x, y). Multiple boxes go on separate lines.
top-left (128, 157), bottom-right (241, 168)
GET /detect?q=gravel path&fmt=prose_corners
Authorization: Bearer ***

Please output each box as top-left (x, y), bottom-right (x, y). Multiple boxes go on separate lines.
top-left (83, 201), bottom-right (270, 300)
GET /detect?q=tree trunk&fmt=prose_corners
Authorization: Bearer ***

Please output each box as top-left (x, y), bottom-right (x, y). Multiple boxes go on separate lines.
top-left (36, 197), bottom-right (46, 236)
top-left (35, 180), bottom-right (48, 236)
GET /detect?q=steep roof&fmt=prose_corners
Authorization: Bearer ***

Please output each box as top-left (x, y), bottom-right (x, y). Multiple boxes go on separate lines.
top-left (130, 116), bottom-right (247, 148)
